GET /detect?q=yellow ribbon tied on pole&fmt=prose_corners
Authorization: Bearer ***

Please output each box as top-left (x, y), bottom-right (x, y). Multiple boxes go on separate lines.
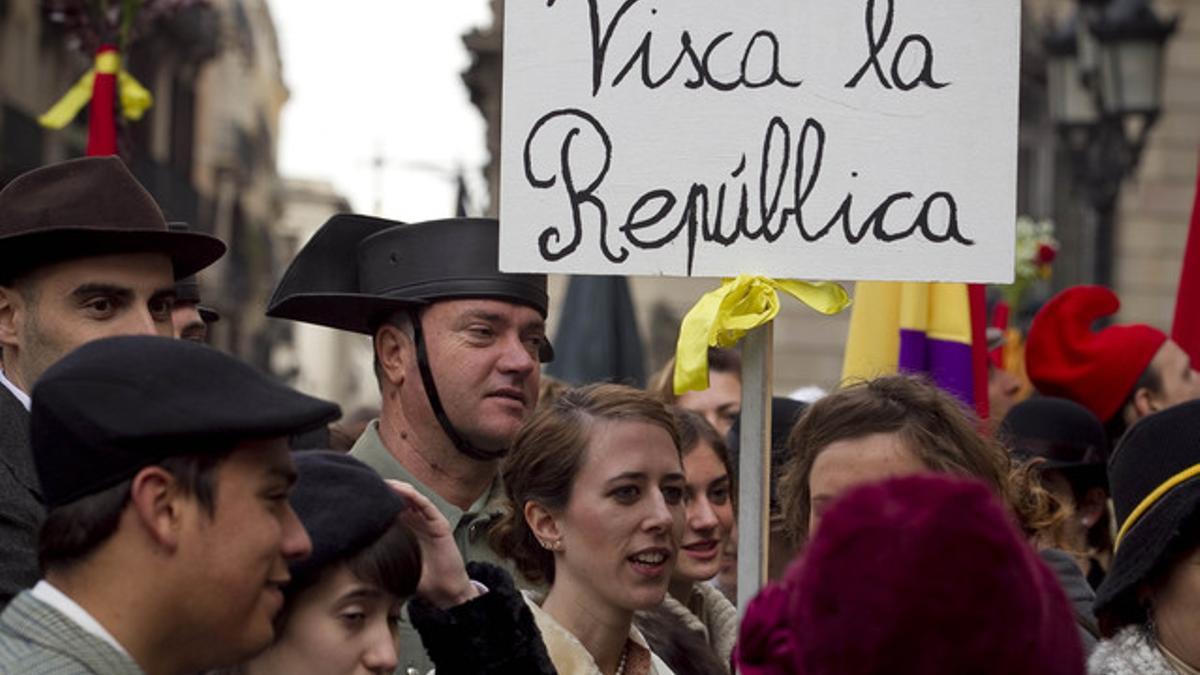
top-left (38, 50), bottom-right (153, 130)
top-left (673, 275), bottom-right (851, 395)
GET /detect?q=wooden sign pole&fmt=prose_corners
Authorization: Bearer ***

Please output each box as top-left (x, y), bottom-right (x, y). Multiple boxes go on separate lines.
top-left (736, 322), bottom-right (774, 615)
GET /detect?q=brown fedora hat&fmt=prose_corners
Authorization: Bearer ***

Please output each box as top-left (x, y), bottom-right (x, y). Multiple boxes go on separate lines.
top-left (0, 156), bottom-right (226, 281)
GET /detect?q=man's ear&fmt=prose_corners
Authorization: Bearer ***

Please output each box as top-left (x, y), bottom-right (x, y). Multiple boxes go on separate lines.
top-left (1131, 385), bottom-right (1159, 418)
top-left (374, 323), bottom-right (410, 388)
top-left (524, 500), bottom-right (561, 548)
top-left (0, 285), bottom-right (22, 351)
top-left (129, 466), bottom-right (189, 552)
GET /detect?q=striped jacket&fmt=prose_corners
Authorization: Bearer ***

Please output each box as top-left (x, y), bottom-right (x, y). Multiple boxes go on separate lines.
top-left (0, 591), bottom-right (142, 674)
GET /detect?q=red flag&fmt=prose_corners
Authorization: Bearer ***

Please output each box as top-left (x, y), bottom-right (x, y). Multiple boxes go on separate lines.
top-left (1172, 150), bottom-right (1200, 363)
top-left (86, 45), bottom-right (119, 156)
top-left (969, 283), bottom-right (989, 421)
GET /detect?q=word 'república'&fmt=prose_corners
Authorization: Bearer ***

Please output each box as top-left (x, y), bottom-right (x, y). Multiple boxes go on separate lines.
top-left (523, 111), bottom-right (972, 276)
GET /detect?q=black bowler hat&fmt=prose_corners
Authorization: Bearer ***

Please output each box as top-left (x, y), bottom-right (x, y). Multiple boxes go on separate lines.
top-left (167, 223), bottom-right (221, 325)
top-left (175, 277), bottom-right (203, 304)
top-left (266, 214), bottom-right (552, 362)
top-left (31, 336), bottom-right (341, 508)
top-left (728, 396), bottom-right (809, 512)
top-left (1094, 399), bottom-right (1200, 625)
top-left (168, 223), bottom-right (212, 305)
top-left (0, 157), bottom-right (226, 281)
top-left (998, 397), bottom-right (1109, 474)
top-left (288, 451), bottom-right (407, 583)
top-left (174, 284), bottom-right (221, 324)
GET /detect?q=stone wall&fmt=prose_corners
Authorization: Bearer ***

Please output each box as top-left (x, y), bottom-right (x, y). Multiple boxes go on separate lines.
top-left (1115, 0), bottom-right (1200, 327)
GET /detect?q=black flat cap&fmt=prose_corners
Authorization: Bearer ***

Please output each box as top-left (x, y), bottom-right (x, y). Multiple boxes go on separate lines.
top-left (0, 157), bottom-right (226, 281)
top-left (1094, 399), bottom-right (1200, 623)
top-left (999, 397), bottom-right (1109, 471)
top-left (32, 336), bottom-right (341, 508)
top-left (288, 451), bottom-right (407, 583)
top-left (266, 215), bottom-right (552, 361)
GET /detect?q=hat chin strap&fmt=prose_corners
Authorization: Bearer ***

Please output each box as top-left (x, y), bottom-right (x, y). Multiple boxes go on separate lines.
top-left (409, 310), bottom-right (509, 462)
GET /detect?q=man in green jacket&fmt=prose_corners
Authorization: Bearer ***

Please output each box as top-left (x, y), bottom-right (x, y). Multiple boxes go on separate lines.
top-left (267, 215), bottom-right (552, 675)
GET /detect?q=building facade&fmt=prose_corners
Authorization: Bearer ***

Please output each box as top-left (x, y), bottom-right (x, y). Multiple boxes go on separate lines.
top-left (270, 178), bottom-right (380, 413)
top-left (0, 0), bottom-right (290, 371)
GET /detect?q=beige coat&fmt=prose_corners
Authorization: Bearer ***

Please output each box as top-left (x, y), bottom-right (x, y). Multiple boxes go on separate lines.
top-left (659, 582), bottom-right (738, 671)
top-left (525, 594), bottom-right (676, 675)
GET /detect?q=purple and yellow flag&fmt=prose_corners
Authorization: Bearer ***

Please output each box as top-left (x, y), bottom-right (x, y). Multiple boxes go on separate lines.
top-left (842, 282), bottom-right (988, 418)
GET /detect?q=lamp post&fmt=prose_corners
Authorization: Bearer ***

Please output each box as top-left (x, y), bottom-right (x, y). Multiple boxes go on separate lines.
top-left (1045, 0), bottom-right (1176, 288)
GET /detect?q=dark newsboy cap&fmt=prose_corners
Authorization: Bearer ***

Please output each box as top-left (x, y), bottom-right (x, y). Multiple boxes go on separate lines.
top-left (31, 336), bottom-right (341, 508)
top-left (0, 157), bottom-right (226, 282)
top-left (288, 451), bottom-right (408, 583)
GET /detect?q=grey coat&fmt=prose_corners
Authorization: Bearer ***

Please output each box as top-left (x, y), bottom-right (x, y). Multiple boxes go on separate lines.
top-left (1041, 548), bottom-right (1101, 655)
top-left (0, 591), bottom-right (143, 674)
top-left (0, 386), bottom-right (42, 609)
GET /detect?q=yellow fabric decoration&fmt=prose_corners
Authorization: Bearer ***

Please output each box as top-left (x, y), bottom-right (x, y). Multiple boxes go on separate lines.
top-left (38, 52), bottom-right (153, 130)
top-left (117, 71), bottom-right (154, 121)
top-left (673, 275), bottom-right (851, 395)
top-left (38, 70), bottom-right (96, 130)
top-left (95, 51), bottom-right (121, 75)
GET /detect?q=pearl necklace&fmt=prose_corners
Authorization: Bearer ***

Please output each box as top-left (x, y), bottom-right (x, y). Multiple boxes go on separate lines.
top-left (614, 642), bottom-right (629, 675)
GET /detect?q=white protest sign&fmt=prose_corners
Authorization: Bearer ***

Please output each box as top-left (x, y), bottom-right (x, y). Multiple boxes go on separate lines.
top-left (499, 0), bottom-right (1019, 283)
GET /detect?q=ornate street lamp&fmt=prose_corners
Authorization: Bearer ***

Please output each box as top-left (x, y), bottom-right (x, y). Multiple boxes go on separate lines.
top-left (1044, 0), bottom-right (1176, 287)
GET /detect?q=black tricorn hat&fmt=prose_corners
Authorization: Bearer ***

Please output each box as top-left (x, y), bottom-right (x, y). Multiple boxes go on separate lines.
top-left (1094, 399), bottom-right (1200, 626)
top-left (31, 335), bottom-right (341, 508)
top-left (266, 214), bottom-right (552, 361)
top-left (998, 397), bottom-right (1109, 473)
top-left (0, 157), bottom-right (226, 281)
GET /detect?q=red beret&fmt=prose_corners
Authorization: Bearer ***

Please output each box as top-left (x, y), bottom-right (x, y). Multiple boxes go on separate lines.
top-left (1026, 286), bottom-right (1166, 422)
top-left (736, 475), bottom-right (1084, 675)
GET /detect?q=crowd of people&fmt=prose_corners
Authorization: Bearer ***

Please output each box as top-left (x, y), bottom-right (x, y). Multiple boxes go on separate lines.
top-left (0, 155), bottom-right (1198, 675)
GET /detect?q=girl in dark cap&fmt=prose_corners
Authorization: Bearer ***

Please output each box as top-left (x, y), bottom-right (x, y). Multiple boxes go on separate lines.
top-left (223, 451), bottom-right (553, 675)
top-left (737, 474), bottom-right (1085, 675)
top-left (1089, 400), bottom-right (1200, 674)
top-left (493, 383), bottom-right (685, 675)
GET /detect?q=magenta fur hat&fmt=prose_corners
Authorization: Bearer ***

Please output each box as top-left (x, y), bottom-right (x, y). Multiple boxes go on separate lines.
top-left (736, 474), bottom-right (1084, 675)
